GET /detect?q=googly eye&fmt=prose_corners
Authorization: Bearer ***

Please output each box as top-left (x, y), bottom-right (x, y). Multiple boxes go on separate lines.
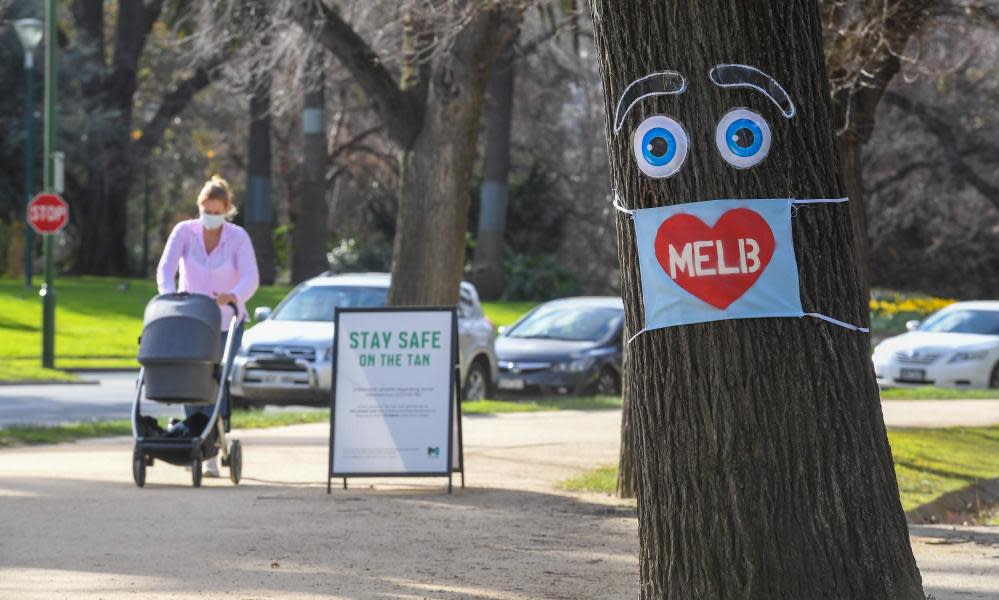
top-left (632, 116), bottom-right (689, 178)
top-left (715, 108), bottom-right (772, 169)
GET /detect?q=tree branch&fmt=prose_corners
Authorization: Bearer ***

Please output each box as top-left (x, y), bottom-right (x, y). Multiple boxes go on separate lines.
top-left (134, 57), bottom-right (223, 160)
top-left (884, 90), bottom-right (999, 203)
top-left (292, 0), bottom-right (424, 147)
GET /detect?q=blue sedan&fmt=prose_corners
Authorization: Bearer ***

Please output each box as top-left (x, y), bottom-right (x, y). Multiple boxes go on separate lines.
top-left (495, 297), bottom-right (624, 396)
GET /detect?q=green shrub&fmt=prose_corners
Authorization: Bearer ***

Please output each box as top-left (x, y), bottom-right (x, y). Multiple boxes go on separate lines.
top-left (326, 238), bottom-right (392, 273)
top-left (503, 252), bottom-right (581, 301)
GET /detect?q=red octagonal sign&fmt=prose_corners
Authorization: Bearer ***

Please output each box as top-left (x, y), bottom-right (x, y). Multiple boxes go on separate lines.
top-left (28, 193), bottom-right (69, 235)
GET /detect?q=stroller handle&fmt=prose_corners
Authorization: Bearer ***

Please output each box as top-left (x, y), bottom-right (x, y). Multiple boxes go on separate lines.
top-left (225, 301), bottom-right (245, 326)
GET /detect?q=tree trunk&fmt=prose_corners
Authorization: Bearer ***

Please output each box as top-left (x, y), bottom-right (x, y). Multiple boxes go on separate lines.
top-left (245, 74), bottom-right (277, 285)
top-left (386, 8), bottom-right (519, 306)
top-left (292, 50), bottom-right (331, 284)
top-left (839, 137), bottom-right (871, 305)
top-left (75, 128), bottom-right (131, 275)
top-left (825, 0), bottom-right (940, 298)
top-left (468, 43), bottom-right (516, 300)
top-left (589, 1), bottom-right (923, 598)
top-left (616, 326), bottom-right (636, 499)
top-left (68, 0), bottom-right (215, 276)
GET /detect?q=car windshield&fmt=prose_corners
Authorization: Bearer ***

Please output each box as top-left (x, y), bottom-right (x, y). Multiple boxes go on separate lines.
top-left (919, 309), bottom-right (999, 335)
top-left (507, 305), bottom-right (623, 342)
top-left (272, 285), bottom-right (387, 322)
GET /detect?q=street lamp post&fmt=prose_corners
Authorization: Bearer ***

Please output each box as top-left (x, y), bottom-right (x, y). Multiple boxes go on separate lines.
top-left (40, 0), bottom-right (58, 369)
top-left (14, 18), bottom-right (42, 288)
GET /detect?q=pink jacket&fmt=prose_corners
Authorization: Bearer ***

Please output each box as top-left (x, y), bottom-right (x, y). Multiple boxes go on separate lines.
top-left (156, 220), bottom-right (260, 330)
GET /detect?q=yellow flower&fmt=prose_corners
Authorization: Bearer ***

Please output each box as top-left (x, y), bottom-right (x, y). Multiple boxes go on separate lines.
top-left (206, 150), bottom-right (216, 159)
top-left (131, 129), bottom-right (143, 141)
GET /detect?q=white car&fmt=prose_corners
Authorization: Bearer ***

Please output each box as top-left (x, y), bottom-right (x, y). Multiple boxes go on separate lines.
top-left (230, 273), bottom-right (498, 406)
top-left (872, 301), bottom-right (999, 389)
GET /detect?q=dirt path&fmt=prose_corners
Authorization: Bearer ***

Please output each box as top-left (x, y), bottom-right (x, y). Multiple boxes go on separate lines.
top-left (1, 409), bottom-right (997, 599)
top-left (0, 411), bottom-right (638, 599)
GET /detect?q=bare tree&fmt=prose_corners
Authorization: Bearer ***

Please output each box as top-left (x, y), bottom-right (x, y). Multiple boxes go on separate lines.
top-left (287, 1), bottom-right (524, 305)
top-left (67, 0), bottom-right (223, 274)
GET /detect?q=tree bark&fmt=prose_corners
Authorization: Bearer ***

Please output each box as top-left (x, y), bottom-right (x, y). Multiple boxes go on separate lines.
top-left (839, 136), bottom-right (871, 305)
top-left (468, 43), bottom-right (516, 301)
top-left (616, 326), bottom-right (636, 499)
top-left (589, 1), bottom-right (923, 598)
top-left (386, 7), bottom-right (520, 306)
top-left (292, 49), bottom-right (331, 283)
top-left (245, 73), bottom-right (277, 285)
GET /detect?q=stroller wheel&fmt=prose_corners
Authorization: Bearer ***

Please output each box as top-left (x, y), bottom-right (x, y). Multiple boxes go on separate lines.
top-left (192, 458), bottom-right (202, 487)
top-left (228, 439), bottom-right (242, 485)
top-left (132, 448), bottom-right (146, 488)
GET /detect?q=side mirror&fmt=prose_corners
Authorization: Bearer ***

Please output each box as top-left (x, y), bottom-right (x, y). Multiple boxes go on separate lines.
top-left (905, 320), bottom-right (921, 332)
top-left (254, 306), bottom-right (272, 322)
top-left (497, 325), bottom-right (508, 335)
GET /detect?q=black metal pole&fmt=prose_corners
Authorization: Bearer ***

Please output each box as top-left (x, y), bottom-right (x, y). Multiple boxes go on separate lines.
top-left (23, 53), bottom-right (35, 287)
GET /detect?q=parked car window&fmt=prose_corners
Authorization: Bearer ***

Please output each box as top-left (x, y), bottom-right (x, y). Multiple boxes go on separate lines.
top-left (507, 306), bottom-right (624, 342)
top-left (272, 286), bottom-right (388, 322)
top-left (458, 286), bottom-right (483, 319)
top-left (919, 309), bottom-right (999, 335)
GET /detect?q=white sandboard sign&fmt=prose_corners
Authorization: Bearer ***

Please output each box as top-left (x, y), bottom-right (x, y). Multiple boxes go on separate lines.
top-left (328, 307), bottom-right (463, 493)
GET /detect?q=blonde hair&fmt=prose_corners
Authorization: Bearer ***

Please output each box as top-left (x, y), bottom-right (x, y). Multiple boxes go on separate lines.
top-left (197, 175), bottom-right (237, 218)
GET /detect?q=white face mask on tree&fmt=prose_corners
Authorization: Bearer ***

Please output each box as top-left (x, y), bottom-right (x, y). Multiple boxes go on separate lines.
top-left (200, 212), bottom-right (225, 230)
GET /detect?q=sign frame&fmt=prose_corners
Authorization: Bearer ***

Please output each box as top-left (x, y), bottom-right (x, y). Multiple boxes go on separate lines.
top-left (327, 306), bottom-right (466, 494)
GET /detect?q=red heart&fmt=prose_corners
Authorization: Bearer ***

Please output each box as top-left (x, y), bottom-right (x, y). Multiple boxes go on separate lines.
top-left (653, 208), bottom-right (776, 309)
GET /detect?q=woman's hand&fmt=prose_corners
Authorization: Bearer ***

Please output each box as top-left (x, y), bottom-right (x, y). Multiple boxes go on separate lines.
top-left (213, 292), bottom-right (238, 307)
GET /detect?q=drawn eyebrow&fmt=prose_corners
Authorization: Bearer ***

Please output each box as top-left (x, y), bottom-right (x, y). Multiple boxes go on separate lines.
top-left (709, 64), bottom-right (796, 119)
top-left (613, 71), bottom-right (687, 136)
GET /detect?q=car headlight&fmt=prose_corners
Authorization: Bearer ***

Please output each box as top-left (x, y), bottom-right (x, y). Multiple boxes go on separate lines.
top-left (552, 356), bottom-right (596, 373)
top-left (949, 350), bottom-right (989, 363)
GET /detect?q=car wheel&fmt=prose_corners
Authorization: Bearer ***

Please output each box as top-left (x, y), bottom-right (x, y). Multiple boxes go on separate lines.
top-left (593, 367), bottom-right (621, 396)
top-left (989, 363), bottom-right (999, 389)
top-left (463, 361), bottom-right (490, 402)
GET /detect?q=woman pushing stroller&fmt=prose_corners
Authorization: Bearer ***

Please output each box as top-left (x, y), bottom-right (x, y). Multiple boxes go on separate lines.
top-left (155, 175), bottom-right (260, 477)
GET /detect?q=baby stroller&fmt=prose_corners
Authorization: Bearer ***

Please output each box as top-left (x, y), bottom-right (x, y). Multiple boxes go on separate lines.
top-left (131, 292), bottom-right (244, 488)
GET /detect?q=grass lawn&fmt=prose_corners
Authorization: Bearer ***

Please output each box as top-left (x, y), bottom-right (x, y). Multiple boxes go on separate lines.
top-left (0, 277), bottom-right (291, 372)
top-left (0, 277), bottom-right (536, 381)
top-left (0, 408), bottom-right (330, 448)
top-left (480, 301), bottom-right (538, 327)
top-left (561, 426), bottom-right (999, 513)
top-left (463, 395), bottom-right (621, 414)
top-left (0, 361), bottom-right (80, 383)
top-left (880, 386), bottom-right (999, 400)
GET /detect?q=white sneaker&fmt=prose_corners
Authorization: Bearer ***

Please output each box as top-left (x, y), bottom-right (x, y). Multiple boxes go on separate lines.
top-left (204, 457), bottom-right (220, 478)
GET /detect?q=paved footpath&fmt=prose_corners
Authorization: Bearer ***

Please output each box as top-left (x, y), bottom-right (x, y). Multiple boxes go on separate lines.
top-left (8, 372), bottom-right (999, 429)
top-left (0, 410), bottom-right (996, 599)
top-left (0, 372), bottom-right (178, 427)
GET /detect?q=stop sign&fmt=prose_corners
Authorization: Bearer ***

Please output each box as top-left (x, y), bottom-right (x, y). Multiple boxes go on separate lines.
top-left (27, 193), bottom-right (69, 235)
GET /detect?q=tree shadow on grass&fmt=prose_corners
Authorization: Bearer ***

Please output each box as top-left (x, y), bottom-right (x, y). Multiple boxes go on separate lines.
top-left (0, 316), bottom-right (38, 332)
top-left (908, 475), bottom-right (999, 525)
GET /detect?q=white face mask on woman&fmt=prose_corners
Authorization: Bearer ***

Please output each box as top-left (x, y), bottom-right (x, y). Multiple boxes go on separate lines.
top-left (200, 212), bottom-right (225, 230)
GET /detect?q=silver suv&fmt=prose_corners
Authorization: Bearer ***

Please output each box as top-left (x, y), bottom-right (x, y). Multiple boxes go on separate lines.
top-left (230, 272), bottom-right (497, 407)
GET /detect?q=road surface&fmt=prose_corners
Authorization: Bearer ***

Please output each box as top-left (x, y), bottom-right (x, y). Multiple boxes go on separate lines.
top-left (0, 372), bottom-right (178, 427)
